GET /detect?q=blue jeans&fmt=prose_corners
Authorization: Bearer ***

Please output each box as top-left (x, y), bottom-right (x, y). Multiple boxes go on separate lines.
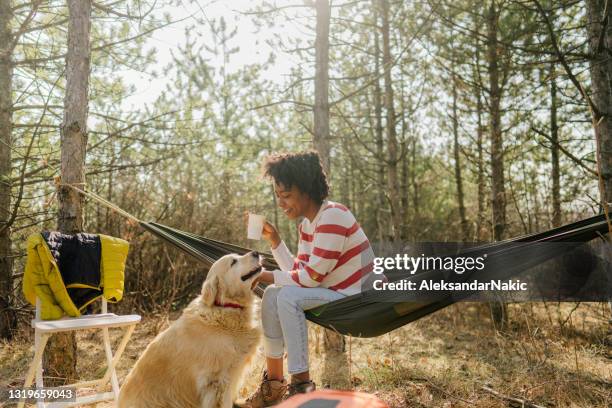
top-left (261, 285), bottom-right (345, 374)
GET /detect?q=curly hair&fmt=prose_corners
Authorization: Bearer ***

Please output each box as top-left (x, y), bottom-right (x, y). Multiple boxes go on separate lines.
top-left (263, 151), bottom-right (330, 204)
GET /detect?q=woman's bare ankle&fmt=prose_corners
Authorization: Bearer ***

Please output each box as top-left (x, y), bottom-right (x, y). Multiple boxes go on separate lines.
top-left (266, 357), bottom-right (284, 381)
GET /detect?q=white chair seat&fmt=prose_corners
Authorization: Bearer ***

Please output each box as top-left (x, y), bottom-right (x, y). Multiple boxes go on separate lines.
top-left (33, 313), bottom-right (141, 333)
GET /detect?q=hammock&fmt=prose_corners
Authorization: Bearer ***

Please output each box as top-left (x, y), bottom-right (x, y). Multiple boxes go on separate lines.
top-left (140, 214), bottom-right (611, 338)
top-left (61, 183), bottom-right (610, 337)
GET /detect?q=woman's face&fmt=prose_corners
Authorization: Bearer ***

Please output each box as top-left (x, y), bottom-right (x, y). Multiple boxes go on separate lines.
top-left (274, 182), bottom-right (311, 220)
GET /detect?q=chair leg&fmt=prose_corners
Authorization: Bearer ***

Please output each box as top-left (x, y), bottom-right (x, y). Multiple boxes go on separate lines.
top-left (36, 331), bottom-right (45, 408)
top-left (101, 327), bottom-right (120, 400)
top-left (98, 324), bottom-right (136, 395)
top-left (20, 331), bottom-right (49, 408)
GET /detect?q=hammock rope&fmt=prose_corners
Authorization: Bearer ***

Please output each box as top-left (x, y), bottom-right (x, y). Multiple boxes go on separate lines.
top-left (56, 179), bottom-right (141, 224)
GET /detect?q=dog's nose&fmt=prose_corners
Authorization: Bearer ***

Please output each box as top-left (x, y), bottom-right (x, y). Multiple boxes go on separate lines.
top-left (251, 251), bottom-right (260, 258)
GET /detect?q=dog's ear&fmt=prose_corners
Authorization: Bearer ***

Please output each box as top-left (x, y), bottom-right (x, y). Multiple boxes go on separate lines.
top-left (202, 275), bottom-right (218, 306)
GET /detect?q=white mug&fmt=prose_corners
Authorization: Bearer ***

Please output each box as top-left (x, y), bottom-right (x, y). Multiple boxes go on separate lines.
top-left (247, 213), bottom-right (265, 240)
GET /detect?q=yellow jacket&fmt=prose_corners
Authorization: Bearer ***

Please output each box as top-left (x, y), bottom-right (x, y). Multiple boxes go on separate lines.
top-left (23, 233), bottom-right (129, 320)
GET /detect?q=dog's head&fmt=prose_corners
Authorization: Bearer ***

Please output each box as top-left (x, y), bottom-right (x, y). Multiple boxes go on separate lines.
top-left (201, 251), bottom-right (263, 307)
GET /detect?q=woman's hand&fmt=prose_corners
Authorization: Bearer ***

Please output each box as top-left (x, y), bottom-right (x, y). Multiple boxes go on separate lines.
top-left (253, 270), bottom-right (274, 287)
top-left (262, 221), bottom-right (281, 249)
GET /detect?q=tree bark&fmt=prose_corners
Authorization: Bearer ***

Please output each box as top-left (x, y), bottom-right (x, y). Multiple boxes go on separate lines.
top-left (0, 0), bottom-right (16, 340)
top-left (373, 4), bottom-right (386, 243)
top-left (486, 0), bottom-right (507, 331)
top-left (400, 74), bottom-right (410, 239)
top-left (349, 159), bottom-right (355, 213)
top-left (313, 0), bottom-right (331, 176)
top-left (452, 70), bottom-right (469, 241)
top-left (471, 13), bottom-right (487, 242)
top-left (585, 0), bottom-right (612, 324)
top-left (45, 0), bottom-right (92, 385)
top-left (380, 0), bottom-right (401, 243)
top-left (585, 0), bottom-right (612, 209)
top-left (313, 0), bottom-right (343, 352)
top-left (340, 149), bottom-right (350, 206)
top-left (401, 139), bottom-right (409, 238)
top-left (411, 136), bottom-right (419, 229)
top-left (487, 0), bottom-right (506, 242)
top-left (550, 64), bottom-right (561, 227)
top-left (476, 80), bottom-right (486, 241)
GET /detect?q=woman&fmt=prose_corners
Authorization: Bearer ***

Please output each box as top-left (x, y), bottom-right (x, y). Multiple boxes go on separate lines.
top-left (235, 151), bottom-right (374, 408)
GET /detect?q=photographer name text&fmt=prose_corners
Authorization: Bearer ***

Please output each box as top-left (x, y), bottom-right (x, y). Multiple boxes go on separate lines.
top-left (372, 278), bottom-right (528, 291)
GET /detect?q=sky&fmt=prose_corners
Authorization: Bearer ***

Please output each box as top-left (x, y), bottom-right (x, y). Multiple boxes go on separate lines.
top-left (119, 0), bottom-right (312, 111)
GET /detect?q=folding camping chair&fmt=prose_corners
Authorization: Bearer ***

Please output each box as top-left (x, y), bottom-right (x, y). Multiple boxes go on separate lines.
top-left (19, 297), bottom-right (140, 408)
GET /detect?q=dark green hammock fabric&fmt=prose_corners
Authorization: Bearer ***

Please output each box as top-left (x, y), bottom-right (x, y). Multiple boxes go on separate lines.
top-left (139, 214), bottom-right (610, 338)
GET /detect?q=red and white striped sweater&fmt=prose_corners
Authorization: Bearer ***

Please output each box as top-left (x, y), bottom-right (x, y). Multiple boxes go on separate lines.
top-left (271, 200), bottom-right (374, 296)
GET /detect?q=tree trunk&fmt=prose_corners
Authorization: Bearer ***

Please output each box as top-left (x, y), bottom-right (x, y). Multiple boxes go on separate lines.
top-left (313, 0), bottom-right (343, 352)
top-left (401, 139), bottom-right (409, 239)
top-left (313, 0), bottom-right (331, 176)
top-left (486, 0), bottom-right (507, 331)
top-left (373, 4), bottom-right (386, 243)
top-left (487, 0), bottom-right (506, 242)
top-left (586, 0), bottom-right (612, 209)
top-left (0, 0), bottom-right (16, 340)
top-left (340, 149), bottom-right (350, 206)
top-left (411, 136), bottom-right (419, 230)
top-left (380, 0), bottom-right (401, 243)
top-left (476, 82), bottom-right (486, 241)
top-left (471, 14), bottom-right (487, 242)
top-left (550, 64), bottom-right (561, 227)
top-left (106, 141), bottom-right (115, 233)
top-left (585, 0), bottom-right (612, 323)
top-left (268, 139), bottom-right (279, 227)
top-left (400, 74), bottom-right (410, 240)
top-left (452, 70), bottom-right (469, 241)
top-left (349, 159), bottom-right (355, 214)
top-left (45, 0), bottom-right (92, 385)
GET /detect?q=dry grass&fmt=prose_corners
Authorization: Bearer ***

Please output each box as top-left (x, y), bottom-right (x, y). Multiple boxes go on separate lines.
top-left (1, 302), bottom-right (611, 407)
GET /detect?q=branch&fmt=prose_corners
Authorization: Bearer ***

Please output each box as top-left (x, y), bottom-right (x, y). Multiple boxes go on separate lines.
top-left (93, 0), bottom-right (148, 19)
top-left (0, 70), bottom-right (63, 236)
top-left (19, 17), bottom-right (69, 36)
top-left (532, 0), bottom-right (601, 118)
top-left (14, 16), bottom-right (187, 66)
top-left (250, 99), bottom-right (313, 111)
top-left (238, 4), bottom-right (314, 16)
top-left (12, 104), bottom-right (63, 112)
top-left (85, 154), bottom-right (181, 176)
top-left (17, 153), bottom-right (182, 189)
top-left (481, 385), bottom-right (546, 408)
top-left (9, 160), bottom-right (58, 184)
top-left (531, 126), bottom-right (598, 176)
top-left (7, 0), bottom-right (42, 55)
top-left (329, 6), bottom-right (436, 107)
top-left (334, 104), bottom-right (384, 161)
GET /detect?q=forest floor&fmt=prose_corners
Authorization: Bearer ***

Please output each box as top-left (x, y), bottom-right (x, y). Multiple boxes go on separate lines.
top-left (1, 302), bottom-right (611, 407)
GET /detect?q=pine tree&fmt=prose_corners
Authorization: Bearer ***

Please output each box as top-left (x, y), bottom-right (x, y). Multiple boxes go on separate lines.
top-left (43, 0), bottom-right (92, 385)
top-left (0, 0), bottom-right (16, 340)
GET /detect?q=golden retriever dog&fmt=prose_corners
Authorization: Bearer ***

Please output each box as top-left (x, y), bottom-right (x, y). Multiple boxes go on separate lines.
top-left (118, 251), bottom-right (263, 408)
